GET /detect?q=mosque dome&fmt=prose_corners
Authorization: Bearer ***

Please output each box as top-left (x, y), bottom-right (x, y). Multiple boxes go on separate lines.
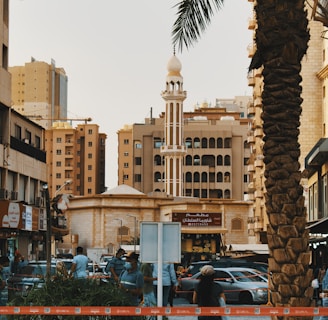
top-left (167, 55), bottom-right (182, 76)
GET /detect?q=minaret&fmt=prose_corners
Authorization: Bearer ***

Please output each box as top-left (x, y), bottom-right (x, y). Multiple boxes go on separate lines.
top-left (160, 54), bottom-right (187, 197)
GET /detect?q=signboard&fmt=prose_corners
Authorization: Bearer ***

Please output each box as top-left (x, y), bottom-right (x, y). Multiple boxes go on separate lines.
top-left (140, 222), bottom-right (181, 263)
top-left (0, 201), bottom-right (23, 229)
top-left (172, 212), bottom-right (222, 226)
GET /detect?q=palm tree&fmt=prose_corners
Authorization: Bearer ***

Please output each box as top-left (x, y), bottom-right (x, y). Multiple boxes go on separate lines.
top-left (172, 0), bottom-right (314, 317)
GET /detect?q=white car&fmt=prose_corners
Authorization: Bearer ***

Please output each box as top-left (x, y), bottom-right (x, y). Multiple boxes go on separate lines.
top-left (179, 267), bottom-right (268, 304)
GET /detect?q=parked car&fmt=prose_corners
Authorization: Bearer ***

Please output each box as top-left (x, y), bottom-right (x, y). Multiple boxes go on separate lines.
top-left (182, 258), bottom-right (268, 277)
top-left (7, 259), bottom-right (72, 301)
top-left (178, 267), bottom-right (268, 304)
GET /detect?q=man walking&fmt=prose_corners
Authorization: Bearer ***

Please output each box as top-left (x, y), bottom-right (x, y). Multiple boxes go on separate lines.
top-left (70, 246), bottom-right (88, 279)
top-left (107, 248), bottom-right (125, 283)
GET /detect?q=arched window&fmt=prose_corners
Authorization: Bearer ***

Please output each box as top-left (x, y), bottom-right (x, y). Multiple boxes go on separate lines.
top-left (186, 172), bottom-right (192, 182)
top-left (194, 155), bottom-right (200, 166)
top-left (224, 172), bottom-right (230, 182)
top-left (217, 172), bottom-right (223, 182)
top-left (194, 137), bottom-right (200, 148)
top-left (217, 155), bottom-right (223, 166)
top-left (201, 138), bottom-right (207, 148)
top-left (201, 172), bottom-right (207, 182)
top-left (154, 155), bottom-right (161, 166)
top-left (218, 189), bottom-right (223, 198)
top-left (185, 155), bottom-right (192, 166)
top-left (194, 172), bottom-right (200, 182)
top-left (154, 172), bottom-right (161, 182)
top-left (231, 218), bottom-right (243, 230)
top-left (185, 137), bottom-right (192, 149)
top-left (217, 138), bottom-right (223, 148)
top-left (224, 155), bottom-right (231, 166)
top-left (224, 189), bottom-right (230, 199)
top-left (209, 138), bottom-right (215, 148)
top-left (224, 138), bottom-right (231, 148)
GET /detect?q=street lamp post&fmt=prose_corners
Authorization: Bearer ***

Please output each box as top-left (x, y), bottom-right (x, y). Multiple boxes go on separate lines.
top-left (114, 218), bottom-right (123, 246)
top-left (42, 184), bottom-right (52, 278)
top-left (43, 179), bottom-right (73, 277)
top-left (127, 214), bottom-right (137, 252)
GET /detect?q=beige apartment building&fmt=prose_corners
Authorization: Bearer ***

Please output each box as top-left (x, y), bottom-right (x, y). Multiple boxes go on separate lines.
top-left (0, 0), bottom-right (49, 260)
top-left (246, 1), bottom-right (325, 246)
top-left (10, 59), bottom-right (68, 130)
top-left (45, 122), bottom-right (107, 198)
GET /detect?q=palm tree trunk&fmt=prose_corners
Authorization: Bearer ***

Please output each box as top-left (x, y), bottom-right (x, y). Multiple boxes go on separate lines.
top-left (254, 0), bottom-right (312, 319)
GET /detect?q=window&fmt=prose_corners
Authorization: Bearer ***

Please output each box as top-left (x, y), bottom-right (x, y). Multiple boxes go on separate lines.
top-left (56, 161), bottom-right (61, 167)
top-left (244, 157), bottom-right (249, 165)
top-left (154, 172), bottom-right (161, 182)
top-left (15, 124), bottom-right (21, 140)
top-left (135, 157), bottom-right (142, 165)
top-left (56, 149), bottom-right (62, 155)
top-left (185, 137), bottom-right (192, 149)
top-left (154, 137), bottom-right (162, 148)
top-left (194, 138), bottom-right (200, 148)
top-left (185, 172), bottom-right (192, 182)
top-left (224, 172), bottom-right (230, 182)
top-left (88, 129), bottom-right (93, 134)
top-left (88, 177), bottom-right (92, 182)
top-left (123, 174), bottom-right (129, 180)
top-left (209, 138), bottom-right (215, 148)
top-left (56, 137), bottom-right (62, 143)
top-left (135, 142), bottom-right (142, 149)
top-left (154, 155), bottom-right (161, 165)
top-left (88, 141), bottom-right (92, 147)
top-left (134, 174), bottom-right (142, 182)
top-left (201, 138), bottom-right (207, 148)
top-left (124, 162), bottom-right (129, 168)
top-left (56, 173), bottom-right (61, 178)
top-left (124, 152), bottom-right (129, 156)
top-left (224, 189), bottom-right (231, 199)
top-left (217, 155), bottom-right (223, 166)
top-left (217, 172), bottom-right (223, 182)
top-left (35, 135), bottom-right (41, 148)
top-left (88, 188), bottom-right (92, 194)
top-left (124, 139), bottom-right (129, 145)
top-left (244, 174), bottom-right (248, 183)
top-left (224, 138), bottom-right (232, 148)
top-left (201, 172), bottom-right (207, 182)
top-left (194, 172), bottom-right (200, 182)
top-left (25, 130), bottom-right (31, 142)
top-left (185, 155), bottom-right (192, 166)
top-left (194, 155), bottom-right (200, 165)
top-left (88, 165), bottom-right (92, 170)
top-left (88, 153), bottom-right (92, 159)
top-left (224, 155), bottom-right (231, 166)
top-left (217, 138), bottom-right (223, 148)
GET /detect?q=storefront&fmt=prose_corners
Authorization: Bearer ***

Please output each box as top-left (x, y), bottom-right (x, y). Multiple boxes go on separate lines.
top-left (0, 200), bottom-right (47, 260)
top-left (172, 211), bottom-right (227, 265)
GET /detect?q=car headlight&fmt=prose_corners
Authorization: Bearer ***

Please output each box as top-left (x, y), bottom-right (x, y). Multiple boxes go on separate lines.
top-left (255, 289), bottom-right (267, 297)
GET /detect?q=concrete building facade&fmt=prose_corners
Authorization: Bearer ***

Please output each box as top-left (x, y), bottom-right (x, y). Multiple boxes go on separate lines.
top-left (45, 122), bottom-right (107, 198)
top-left (10, 59), bottom-right (68, 130)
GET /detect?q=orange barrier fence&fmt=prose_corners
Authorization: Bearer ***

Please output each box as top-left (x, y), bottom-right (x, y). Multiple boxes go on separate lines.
top-left (0, 306), bottom-right (326, 316)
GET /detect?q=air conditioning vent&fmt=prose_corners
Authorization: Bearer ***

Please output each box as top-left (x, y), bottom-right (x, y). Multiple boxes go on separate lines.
top-left (35, 197), bottom-right (44, 207)
top-left (0, 188), bottom-right (9, 200)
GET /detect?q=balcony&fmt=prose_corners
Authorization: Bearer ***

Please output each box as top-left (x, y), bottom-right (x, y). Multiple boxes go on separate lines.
top-left (248, 164), bottom-right (255, 172)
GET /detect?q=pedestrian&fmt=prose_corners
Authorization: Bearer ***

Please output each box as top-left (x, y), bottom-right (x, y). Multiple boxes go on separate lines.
top-left (193, 265), bottom-right (226, 320)
top-left (107, 248), bottom-right (125, 284)
top-left (140, 262), bottom-right (157, 311)
top-left (119, 251), bottom-right (144, 306)
top-left (320, 267), bottom-right (328, 320)
top-left (70, 246), bottom-right (88, 279)
top-left (153, 263), bottom-right (179, 307)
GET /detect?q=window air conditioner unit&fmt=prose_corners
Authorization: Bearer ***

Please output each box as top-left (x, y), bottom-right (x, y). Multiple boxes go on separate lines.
top-left (35, 197), bottom-right (44, 207)
top-left (0, 188), bottom-right (9, 200)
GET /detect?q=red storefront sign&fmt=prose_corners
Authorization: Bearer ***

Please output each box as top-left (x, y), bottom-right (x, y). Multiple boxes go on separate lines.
top-left (172, 212), bottom-right (222, 227)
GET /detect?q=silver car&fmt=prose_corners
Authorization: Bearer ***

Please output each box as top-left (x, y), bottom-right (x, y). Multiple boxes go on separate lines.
top-left (178, 267), bottom-right (268, 304)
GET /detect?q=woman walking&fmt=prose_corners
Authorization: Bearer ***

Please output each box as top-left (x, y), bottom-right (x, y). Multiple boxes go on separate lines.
top-left (193, 265), bottom-right (226, 320)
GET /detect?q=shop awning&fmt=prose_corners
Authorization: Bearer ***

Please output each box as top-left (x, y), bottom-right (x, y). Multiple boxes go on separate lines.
top-left (306, 217), bottom-right (328, 234)
top-left (181, 227), bottom-right (228, 234)
top-left (305, 138), bottom-right (328, 168)
top-left (228, 243), bottom-right (269, 255)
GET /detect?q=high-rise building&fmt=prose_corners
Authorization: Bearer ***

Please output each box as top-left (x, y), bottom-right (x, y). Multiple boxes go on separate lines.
top-left (10, 59), bottom-right (68, 129)
top-left (45, 122), bottom-right (107, 198)
top-left (118, 56), bottom-right (251, 200)
top-left (246, 0), bottom-right (324, 243)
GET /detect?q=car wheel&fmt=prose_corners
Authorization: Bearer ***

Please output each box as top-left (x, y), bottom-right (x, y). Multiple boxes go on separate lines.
top-left (239, 291), bottom-right (253, 304)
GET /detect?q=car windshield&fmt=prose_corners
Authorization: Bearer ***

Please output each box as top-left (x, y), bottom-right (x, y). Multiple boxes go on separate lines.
top-left (230, 270), bottom-right (265, 282)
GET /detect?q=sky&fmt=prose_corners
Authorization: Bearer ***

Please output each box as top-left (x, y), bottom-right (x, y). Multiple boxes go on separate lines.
top-left (9, 0), bottom-right (253, 189)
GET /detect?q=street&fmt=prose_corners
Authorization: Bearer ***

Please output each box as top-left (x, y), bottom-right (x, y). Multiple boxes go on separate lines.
top-left (168, 297), bottom-right (321, 320)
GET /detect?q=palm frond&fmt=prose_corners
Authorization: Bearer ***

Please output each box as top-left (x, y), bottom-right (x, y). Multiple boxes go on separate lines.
top-left (172, 0), bottom-right (224, 52)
